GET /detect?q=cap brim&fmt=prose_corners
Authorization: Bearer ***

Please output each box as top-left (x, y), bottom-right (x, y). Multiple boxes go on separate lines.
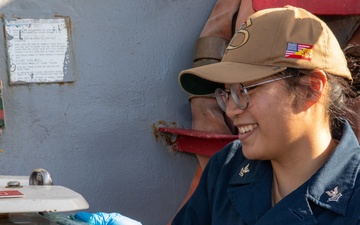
top-left (179, 62), bottom-right (287, 95)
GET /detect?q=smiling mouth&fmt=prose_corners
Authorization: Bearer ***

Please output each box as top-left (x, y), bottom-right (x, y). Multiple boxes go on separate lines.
top-left (238, 124), bottom-right (258, 134)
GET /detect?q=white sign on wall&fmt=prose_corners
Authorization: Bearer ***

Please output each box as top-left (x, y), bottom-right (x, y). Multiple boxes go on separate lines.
top-left (4, 17), bottom-right (74, 84)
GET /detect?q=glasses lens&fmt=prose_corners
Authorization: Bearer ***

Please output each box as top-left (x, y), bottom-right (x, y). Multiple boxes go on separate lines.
top-left (215, 88), bottom-right (228, 112)
top-left (230, 84), bottom-right (249, 109)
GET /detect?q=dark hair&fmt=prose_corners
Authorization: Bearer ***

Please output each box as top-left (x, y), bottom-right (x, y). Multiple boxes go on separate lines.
top-left (344, 44), bottom-right (360, 95)
top-left (281, 68), bottom-right (358, 129)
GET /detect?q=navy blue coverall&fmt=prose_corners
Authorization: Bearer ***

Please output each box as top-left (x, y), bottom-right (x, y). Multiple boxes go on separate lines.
top-left (172, 120), bottom-right (360, 225)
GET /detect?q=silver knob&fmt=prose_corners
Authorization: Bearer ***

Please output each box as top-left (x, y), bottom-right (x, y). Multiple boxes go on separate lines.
top-left (6, 181), bottom-right (22, 188)
top-left (29, 168), bottom-right (53, 185)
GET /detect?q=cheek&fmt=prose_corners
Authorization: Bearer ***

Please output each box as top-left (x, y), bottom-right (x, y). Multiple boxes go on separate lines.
top-left (250, 91), bottom-right (280, 112)
top-left (250, 89), bottom-right (293, 123)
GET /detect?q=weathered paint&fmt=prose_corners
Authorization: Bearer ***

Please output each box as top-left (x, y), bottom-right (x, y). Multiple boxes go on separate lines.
top-left (0, 0), bottom-right (217, 224)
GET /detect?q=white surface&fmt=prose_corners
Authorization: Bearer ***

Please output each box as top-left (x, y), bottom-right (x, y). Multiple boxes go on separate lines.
top-left (0, 176), bottom-right (89, 213)
top-left (0, 175), bottom-right (29, 187)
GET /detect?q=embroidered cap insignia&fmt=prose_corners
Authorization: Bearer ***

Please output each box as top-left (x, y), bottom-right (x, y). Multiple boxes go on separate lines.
top-left (239, 163), bottom-right (250, 177)
top-left (325, 186), bottom-right (342, 202)
top-left (285, 42), bottom-right (313, 60)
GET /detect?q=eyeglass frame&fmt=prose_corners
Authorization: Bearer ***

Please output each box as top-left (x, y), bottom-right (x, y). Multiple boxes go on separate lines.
top-left (214, 74), bottom-right (296, 112)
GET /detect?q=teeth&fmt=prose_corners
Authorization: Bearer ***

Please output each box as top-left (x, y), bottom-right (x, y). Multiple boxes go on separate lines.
top-left (238, 124), bottom-right (258, 134)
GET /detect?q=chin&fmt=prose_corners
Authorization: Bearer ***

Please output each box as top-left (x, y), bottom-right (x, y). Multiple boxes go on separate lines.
top-left (242, 147), bottom-right (267, 160)
top-left (242, 149), bottom-right (258, 160)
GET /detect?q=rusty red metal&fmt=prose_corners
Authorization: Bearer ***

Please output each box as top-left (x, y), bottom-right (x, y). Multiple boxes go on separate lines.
top-left (253, 0), bottom-right (360, 15)
top-left (158, 127), bottom-right (238, 156)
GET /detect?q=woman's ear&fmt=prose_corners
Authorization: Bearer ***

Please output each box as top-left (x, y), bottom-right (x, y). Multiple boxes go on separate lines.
top-left (309, 69), bottom-right (327, 94)
top-left (303, 69), bottom-right (327, 107)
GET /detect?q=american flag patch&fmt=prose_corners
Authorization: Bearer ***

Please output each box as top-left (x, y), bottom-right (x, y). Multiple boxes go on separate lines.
top-left (285, 42), bottom-right (313, 60)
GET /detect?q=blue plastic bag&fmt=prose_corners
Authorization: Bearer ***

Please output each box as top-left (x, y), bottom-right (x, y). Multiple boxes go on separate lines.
top-left (70, 212), bottom-right (142, 225)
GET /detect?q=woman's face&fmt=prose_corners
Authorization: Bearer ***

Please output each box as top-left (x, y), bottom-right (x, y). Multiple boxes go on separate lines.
top-left (225, 78), bottom-right (306, 161)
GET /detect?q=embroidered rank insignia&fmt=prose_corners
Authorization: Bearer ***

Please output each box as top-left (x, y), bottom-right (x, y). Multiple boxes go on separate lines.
top-left (325, 186), bottom-right (342, 202)
top-left (285, 42), bottom-right (313, 60)
top-left (239, 163), bottom-right (250, 177)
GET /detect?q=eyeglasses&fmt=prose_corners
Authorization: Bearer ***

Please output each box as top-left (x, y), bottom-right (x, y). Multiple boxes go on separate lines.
top-left (214, 75), bottom-right (295, 112)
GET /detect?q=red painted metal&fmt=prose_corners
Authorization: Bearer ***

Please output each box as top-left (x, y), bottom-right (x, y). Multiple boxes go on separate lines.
top-left (253, 0), bottom-right (360, 15)
top-left (158, 127), bottom-right (238, 156)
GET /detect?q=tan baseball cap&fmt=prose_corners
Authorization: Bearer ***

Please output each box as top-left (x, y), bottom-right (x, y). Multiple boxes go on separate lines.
top-left (179, 6), bottom-right (352, 95)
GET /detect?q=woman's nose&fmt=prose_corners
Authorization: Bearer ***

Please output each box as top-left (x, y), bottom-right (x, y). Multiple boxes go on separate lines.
top-left (225, 96), bottom-right (245, 119)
